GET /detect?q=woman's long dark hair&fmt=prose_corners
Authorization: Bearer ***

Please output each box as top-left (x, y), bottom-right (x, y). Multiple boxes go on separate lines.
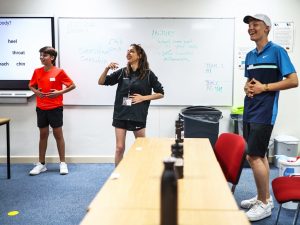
top-left (126, 44), bottom-right (149, 79)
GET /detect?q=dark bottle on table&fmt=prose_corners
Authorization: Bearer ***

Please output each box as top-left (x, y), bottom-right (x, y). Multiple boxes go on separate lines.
top-left (160, 158), bottom-right (178, 225)
top-left (175, 117), bottom-right (184, 143)
top-left (171, 141), bottom-right (184, 179)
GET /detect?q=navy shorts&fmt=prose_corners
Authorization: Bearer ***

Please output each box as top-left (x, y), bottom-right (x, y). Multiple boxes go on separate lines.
top-left (36, 107), bottom-right (63, 128)
top-left (243, 122), bottom-right (273, 157)
top-left (112, 119), bottom-right (146, 131)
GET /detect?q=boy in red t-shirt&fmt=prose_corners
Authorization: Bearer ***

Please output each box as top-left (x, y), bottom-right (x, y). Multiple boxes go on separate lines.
top-left (28, 46), bottom-right (76, 175)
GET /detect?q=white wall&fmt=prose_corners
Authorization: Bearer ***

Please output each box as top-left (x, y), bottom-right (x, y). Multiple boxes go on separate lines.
top-left (1, 0), bottom-right (299, 162)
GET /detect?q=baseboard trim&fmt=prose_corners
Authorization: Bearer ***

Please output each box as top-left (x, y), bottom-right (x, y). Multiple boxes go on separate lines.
top-left (0, 156), bottom-right (114, 164)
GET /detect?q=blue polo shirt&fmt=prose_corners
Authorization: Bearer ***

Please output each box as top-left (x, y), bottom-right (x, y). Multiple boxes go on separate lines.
top-left (243, 41), bottom-right (296, 125)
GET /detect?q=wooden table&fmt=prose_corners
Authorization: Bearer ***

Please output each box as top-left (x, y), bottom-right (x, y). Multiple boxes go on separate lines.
top-left (81, 208), bottom-right (249, 225)
top-left (0, 118), bottom-right (10, 179)
top-left (80, 138), bottom-right (250, 225)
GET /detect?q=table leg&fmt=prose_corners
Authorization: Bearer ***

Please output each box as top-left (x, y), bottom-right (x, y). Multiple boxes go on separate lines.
top-left (6, 122), bottom-right (10, 179)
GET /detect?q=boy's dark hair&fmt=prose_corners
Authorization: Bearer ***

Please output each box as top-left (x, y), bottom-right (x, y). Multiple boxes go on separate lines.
top-left (39, 46), bottom-right (57, 65)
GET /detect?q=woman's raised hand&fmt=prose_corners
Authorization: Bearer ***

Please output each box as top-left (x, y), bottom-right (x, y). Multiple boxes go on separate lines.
top-left (106, 62), bottom-right (119, 70)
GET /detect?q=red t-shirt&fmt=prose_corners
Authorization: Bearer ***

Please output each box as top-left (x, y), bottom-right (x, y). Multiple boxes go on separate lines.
top-left (29, 66), bottom-right (74, 110)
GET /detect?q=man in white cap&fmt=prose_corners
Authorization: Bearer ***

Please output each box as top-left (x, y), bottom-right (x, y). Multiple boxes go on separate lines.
top-left (241, 14), bottom-right (298, 221)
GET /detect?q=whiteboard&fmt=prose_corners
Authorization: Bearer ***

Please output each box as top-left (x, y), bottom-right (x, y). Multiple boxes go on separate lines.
top-left (58, 18), bottom-right (234, 106)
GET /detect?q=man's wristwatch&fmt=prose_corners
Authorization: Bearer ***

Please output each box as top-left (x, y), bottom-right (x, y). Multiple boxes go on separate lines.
top-left (264, 83), bottom-right (269, 92)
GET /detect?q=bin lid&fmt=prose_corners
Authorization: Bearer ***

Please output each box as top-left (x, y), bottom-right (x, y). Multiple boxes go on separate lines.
top-left (275, 135), bottom-right (299, 144)
top-left (278, 158), bottom-right (300, 166)
top-left (230, 114), bottom-right (243, 120)
top-left (180, 106), bottom-right (222, 123)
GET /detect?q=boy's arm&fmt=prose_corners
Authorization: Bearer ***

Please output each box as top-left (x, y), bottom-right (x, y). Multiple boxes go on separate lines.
top-left (61, 83), bottom-right (76, 94)
top-left (28, 83), bottom-right (44, 98)
top-left (47, 83), bottom-right (76, 98)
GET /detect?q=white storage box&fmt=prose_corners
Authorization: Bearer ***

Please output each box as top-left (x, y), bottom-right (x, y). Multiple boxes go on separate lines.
top-left (278, 159), bottom-right (300, 210)
top-left (274, 135), bottom-right (299, 167)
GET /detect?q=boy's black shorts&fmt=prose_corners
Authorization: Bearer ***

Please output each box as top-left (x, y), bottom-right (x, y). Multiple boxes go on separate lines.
top-left (36, 107), bottom-right (63, 128)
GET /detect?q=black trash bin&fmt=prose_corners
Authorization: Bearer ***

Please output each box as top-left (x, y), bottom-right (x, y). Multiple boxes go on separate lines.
top-left (179, 106), bottom-right (222, 147)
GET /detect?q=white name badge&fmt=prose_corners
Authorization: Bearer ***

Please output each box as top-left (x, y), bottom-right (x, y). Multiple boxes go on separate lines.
top-left (122, 97), bottom-right (132, 106)
top-left (50, 77), bottom-right (55, 82)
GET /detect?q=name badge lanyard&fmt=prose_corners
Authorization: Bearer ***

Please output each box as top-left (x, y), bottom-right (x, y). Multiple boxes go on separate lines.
top-left (127, 74), bottom-right (138, 97)
top-left (122, 73), bottom-right (137, 106)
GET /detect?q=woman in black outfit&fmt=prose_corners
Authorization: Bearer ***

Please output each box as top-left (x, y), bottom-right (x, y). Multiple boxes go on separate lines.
top-left (98, 44), bottom-right (164, 166)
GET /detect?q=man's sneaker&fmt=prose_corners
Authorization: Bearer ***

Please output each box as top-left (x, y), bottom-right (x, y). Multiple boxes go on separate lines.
top-left (60, 162), bottom-right (68, 175)
top-left (29, 162), bottom-right (47, 175)
top-left (246, 200), bottom-right (272, 221)
top-left (241, 195), bottom-right (274, 209)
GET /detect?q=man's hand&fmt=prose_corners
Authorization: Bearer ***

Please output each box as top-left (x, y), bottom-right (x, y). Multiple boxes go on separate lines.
top-left (245, 78), bottom-right (266, 98)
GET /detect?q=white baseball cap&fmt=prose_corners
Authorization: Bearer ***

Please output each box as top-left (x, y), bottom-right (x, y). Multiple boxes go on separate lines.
top-left (243, 14), bottom-right (272, 28)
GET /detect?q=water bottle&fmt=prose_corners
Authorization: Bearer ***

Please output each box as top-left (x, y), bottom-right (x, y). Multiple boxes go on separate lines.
top-left (175, 117), bottom-right (184, 143)
top-left (160, 158), bottom-right (178, 225)
top-left (171, 141), bottom-right (184, 179)
top-left (179, 117), bottom-right (184, 141)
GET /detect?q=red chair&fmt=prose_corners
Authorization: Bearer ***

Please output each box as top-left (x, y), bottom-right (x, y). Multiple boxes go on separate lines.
top-left (272, 176), bottom-right (300, 225)
top-left (214, 133), bottom-right (246, 193)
